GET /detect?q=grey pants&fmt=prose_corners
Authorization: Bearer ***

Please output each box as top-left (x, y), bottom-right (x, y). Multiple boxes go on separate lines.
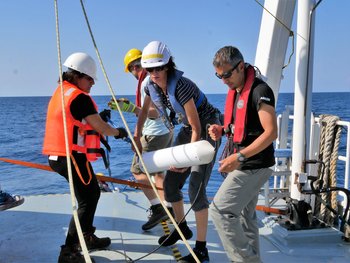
top-left (210, 168), bottom-right (272, 262)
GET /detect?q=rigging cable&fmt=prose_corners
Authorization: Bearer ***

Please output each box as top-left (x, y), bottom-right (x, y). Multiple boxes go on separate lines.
top-left (77, 0), bottom-right (199, 262)
top-left (53, 1), bottom-right (92, 262)
top-left (254, 0), bottom-right (295, 69)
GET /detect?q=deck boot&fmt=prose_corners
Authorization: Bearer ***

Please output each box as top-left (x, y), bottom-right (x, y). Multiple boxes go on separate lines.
top-left (158, 220), bottom-right (193, 246)
top-left (58, 245), bottom-right (95, 263)
top-left (178, 247), bottom-right (209, 263)
top-left (84, 233), bottom-right (111, 251)
top-left (142, 204), bottom-right (174, 231)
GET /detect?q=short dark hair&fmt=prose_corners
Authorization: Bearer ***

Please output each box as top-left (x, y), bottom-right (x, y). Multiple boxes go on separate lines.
top-left (213, 46), bottom-right (244, 68)
top-left (59, 69), bottom-right (85, 84)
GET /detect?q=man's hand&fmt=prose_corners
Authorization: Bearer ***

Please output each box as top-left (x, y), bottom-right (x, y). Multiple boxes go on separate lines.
top-left (218, 154), bottom-right (240, 173)
top-left (208, 124), bottom-right (223, 141)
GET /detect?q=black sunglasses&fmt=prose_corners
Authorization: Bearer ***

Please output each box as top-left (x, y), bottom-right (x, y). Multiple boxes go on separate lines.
top-left (215, 61), bottom-right (241, 79)
top-left (146, 65), bottom-right (166, 73)
top-left (128, 62), bottom-right (141, 72)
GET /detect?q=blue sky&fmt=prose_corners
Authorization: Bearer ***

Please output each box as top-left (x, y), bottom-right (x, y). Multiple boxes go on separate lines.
top-left (0, 0), bottom-right (349, 97)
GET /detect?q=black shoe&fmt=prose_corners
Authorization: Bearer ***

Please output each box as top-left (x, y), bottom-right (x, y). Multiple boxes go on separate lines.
top-left (158, 221), bottom-right (193, 246)
top-left (58, 245), bottom-right (96, 263)
top-left (178, 247), bottom-right (210, 263)
top-left (142, 204), bottom-right (172, 231)
top-left (84, 233), bottom-right (111, 250)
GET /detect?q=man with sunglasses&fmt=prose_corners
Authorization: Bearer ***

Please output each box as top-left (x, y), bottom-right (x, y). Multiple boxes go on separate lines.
top-left (109, 48), bottom-right (174, 231)
top-left (134, 41), bottom-right (222, 263)
top-left (208, 46), bottom-right (277, 263)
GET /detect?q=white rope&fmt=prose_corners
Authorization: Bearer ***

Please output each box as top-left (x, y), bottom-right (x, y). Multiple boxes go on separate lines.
top-left (78, 1), bottom-right (199, 262)
top-left (53, 1), bottom-right (91, 262)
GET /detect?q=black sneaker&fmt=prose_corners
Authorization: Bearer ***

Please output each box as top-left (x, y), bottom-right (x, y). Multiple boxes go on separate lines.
top-left (178, 247), bottom-right (210, 263)
top-left (142, 204), bottom-right (172, 231)
top-left (58, 245), bottom-right (96, 263)
top-left (0, 191), bottom-right (24, 211)
top-left (83, 233), bottom-right (111, 250)
top-left (158, 221), bottom-right (193, 246)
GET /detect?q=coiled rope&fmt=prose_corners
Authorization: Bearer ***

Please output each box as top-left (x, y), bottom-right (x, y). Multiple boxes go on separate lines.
top-left (53, 1), bottom-right (91, 262)
top-left (314, 114), bottom-right (342, 226)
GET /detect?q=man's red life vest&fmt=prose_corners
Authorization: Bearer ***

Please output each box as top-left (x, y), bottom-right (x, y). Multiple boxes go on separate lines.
top-left (42, 81), bottom-right (102, 162)
top-left (135, 69), bottom-right (148, 107)
top-left (223, 65), bottom-right (255, 144)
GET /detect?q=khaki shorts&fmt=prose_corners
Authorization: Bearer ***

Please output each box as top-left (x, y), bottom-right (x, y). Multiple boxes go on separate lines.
top-left (130, 132), bottom-right (173, 175)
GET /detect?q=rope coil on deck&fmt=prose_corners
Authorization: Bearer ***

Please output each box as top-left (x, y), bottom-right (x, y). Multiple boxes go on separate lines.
top-left (314, 114), bottom-right (342, 226)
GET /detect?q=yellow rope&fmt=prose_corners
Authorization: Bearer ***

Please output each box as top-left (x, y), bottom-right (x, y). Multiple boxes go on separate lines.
top-left (161, 221), bottom-right (182, 261)
top-left (53, 1), bottom-right (91, 262)
top-left (78, 1), bottom-right (199, 261)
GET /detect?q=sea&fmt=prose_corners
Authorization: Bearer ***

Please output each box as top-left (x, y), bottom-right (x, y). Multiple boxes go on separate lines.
top-left (0, 92), bottom-right (349, 200)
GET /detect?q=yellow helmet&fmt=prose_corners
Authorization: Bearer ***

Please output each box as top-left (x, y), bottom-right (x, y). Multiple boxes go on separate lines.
top-left (124, 48), bottom-right (142, 72)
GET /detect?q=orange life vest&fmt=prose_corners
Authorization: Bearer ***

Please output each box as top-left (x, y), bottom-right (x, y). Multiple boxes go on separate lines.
top-left (223, 65), bottom-right (255, 144)
top-left (42, 81), bottom-right (102, 161)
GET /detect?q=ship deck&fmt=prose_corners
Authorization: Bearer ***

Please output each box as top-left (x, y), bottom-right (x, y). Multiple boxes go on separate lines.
top-left (1, 191), bottom-right (349, 262)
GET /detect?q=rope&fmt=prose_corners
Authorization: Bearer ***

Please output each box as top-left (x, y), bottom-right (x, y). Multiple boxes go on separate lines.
top-left (161, 221), bottom-right (182, 261)
top-left (53, 1), bottom-right (91, 262)
top-left (78, 1), bottom-right (198, 261)
top-left (314, 115), bottom-right (342, 226)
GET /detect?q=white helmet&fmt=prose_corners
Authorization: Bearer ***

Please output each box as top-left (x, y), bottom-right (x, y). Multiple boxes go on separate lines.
top-left (63, 52), bottom-right (97, 80)
top-left (141, 41), bottom-right (171, 68)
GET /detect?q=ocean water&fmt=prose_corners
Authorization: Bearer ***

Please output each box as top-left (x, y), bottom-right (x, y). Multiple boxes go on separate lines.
top-left (0, 92), bottom-right (349, 199)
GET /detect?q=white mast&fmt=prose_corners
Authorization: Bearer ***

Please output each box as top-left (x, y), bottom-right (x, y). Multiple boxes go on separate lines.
top-left (254, 0), bottom-right (296, 103)
top-left (290, 0), bottom-right (316, 200)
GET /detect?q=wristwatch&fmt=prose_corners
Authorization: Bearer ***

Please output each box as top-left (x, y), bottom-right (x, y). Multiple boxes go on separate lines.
top-left (237, 152), bottom-right (247, 163)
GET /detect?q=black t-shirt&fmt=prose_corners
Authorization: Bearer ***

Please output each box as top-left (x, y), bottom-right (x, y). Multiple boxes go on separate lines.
top-left (70, 93), bottom-right (97, 121)
top-left (69, 93), bottom-right (97, 156)
top-left (239, 78), bottom-right (276, 170)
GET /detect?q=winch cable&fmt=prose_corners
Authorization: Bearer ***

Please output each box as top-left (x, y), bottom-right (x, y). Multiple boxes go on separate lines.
top-left (78, 0), bottom-right (199, 261)
top-left (53, 1), bottom-right (91, 262)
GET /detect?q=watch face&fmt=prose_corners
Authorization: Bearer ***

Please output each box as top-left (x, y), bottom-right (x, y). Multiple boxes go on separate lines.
top-left (238, 156), bottom-right (245, 162)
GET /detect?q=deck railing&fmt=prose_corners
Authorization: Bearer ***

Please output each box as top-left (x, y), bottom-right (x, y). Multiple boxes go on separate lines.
top-left (264, 107), bottom-right (350, 210)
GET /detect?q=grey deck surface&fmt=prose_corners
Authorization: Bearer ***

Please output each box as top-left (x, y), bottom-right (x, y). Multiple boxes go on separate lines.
top-left (1, 191), bottom-right (349, 262)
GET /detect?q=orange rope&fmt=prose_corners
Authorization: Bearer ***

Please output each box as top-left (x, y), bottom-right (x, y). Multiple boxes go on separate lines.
top-left (0, 157), bottom-right (163, 191)
top-left (255, 205), bottom-right (288, 215)
top-left (70, 155), bottom-right (92, 186)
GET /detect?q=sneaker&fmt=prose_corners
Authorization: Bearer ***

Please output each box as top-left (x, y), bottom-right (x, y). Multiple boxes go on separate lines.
top-left (142, 204), bottom-right (174, 231)
top-left (0, 191), bottom-right (24, 211)
top-left (84, 233), bottom-right (111, 250)
top-left (58, 245), bottom-right (95, 263)
top-left (178, 247), bottom-right (210, 263)
top-left (158, 221), bottom-right (193, 246)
